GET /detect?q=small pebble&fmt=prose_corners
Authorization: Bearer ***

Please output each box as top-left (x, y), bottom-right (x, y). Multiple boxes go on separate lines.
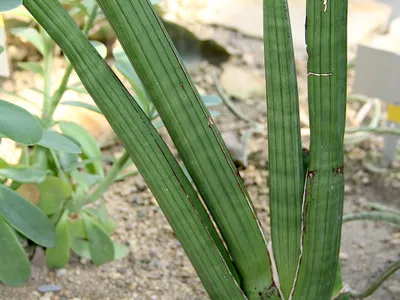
top-left (136, 180), bottom-right (147, 192)
top-left (339, 252), bottom-right (348, 261)
top-left (56, 269), bottom-right (67, 277)
top-left (37, 284), bottom-right (63, 293)
top-left (108, 272), bottom-right (122, 280)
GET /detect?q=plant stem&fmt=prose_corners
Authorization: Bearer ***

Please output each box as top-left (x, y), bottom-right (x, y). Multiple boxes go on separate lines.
top-left (213, 74), bottom-right (259, 125)
top-left (49, 149), bottom-right (67, 182)
top-left (85, 150), bottom-right (130, 204)
top-left (349, 260), bottom-right (400, 298)
top-left (343, 212), bottom-right (400, 226)
top-left (48, 4), bottom-right (99, 121)
top-left (368, 203), bottom-right (400, 215)
top-left (115, 169), bottom-right (139, 182)
top-left (21, 145), bottom-right (30, 165)
top-left (346, 126), bottom-right (400, 135)
top-left (41, 28), bottom-right (53, 126)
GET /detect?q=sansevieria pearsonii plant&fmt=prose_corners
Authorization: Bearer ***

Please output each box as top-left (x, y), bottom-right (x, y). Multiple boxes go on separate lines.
top-left (7, 0), bottom-right (358, 298)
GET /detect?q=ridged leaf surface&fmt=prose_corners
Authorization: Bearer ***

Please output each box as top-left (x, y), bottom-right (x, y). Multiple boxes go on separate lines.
top-left (292, 0), bottom-right (348, 299)
top-left (263, 0), bottom-right (304, 297)
top-left (23, 0), bottom-right (244, 298)
top-left (94, 1), bottom-right (275, 297)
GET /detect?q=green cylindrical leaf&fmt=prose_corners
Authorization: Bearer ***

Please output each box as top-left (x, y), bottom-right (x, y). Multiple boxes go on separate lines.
top-left (0, 216), bottom-right (30, 286)
top-left (0, 184), bottom-right (56, 247)
top-left (292, 0), bottom-right (348, 299)
top-left (263, 0), bottom-right (304, 297)
top-left (95, 1), bottom-right (274, 297)
top-left (23, 1), bottom-right (245, 298)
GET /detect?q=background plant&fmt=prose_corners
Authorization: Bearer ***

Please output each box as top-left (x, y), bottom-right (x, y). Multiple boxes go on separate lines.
top-left (0, 0), bottom-right (224, 286)
top-left (0, 99), bottom-right (55, 286)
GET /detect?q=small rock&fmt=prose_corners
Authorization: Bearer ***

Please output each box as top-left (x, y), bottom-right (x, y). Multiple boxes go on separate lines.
top-left (339, 252), bottom-right (349, 261)
top-left (39, 294), bottom-right (52, 300)
top-left (32, 291), bottom-right (40, 297)
top-left (56, 269), bottom-right (67, 277)
top-left (31, 247), bottom-right (47, 268)
top-left (222, 132), bottom-right (245, 166)
top-left (344, 184), bottom-right (352, 194)
top-left (391, 232), bottom-right (400, 245)
top-left (37, 284), bottom-right (63, 293)
top-left (136, 179), bottom-right (147, 192)
top-left (80, 258), bottom-right (89, 265)
top-left (132, 195), bottom-right (144, 206)
top-left (137, 209), bottom-right (147, 218)
top-left (150, 248), bottom-right (158, 258)
top-left (220, 65), bottom-right (266, 99)
top-left (108, 272), bottom-right (122, 280)
top-left (128, 282), bottom-right (137, 291)
top-left (348, 147), bottom-right (366, 160)
top-left (8, 44), bottom-right (29, 61)
top-left (388, 284), bottom-right (400, 295)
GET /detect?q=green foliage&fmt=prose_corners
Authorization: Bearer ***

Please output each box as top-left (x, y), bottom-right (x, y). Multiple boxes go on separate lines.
top-left (0, 0), bottom-right (223, 287)
top-left (0, 0), bottom-right (22, 12)
top-left (38, 130), bottom-right (81, 154)
top-left (0, 1), bottom-right (127, 286)
top-left (0, 99), bottom-right (43, 144)
top-left (5, 0), bottom-right (395, 299)
top-left (0, 216), bottom-right (30, 287)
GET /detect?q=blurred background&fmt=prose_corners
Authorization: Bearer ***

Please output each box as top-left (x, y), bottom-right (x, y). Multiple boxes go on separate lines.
top-left (0, 0), bottom-right (399, 299)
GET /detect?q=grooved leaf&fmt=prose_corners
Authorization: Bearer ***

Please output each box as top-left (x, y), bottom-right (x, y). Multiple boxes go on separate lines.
top-left (292, 0), bottom-right (348, 298)
top-left (96, 1), bottom-right (273, 297)
top-left (24, 0), bottom-right (245, 298)
top-left (90, 41), bottom-right (107, 59)
top-left (263, 0), bottom-right (304, 297)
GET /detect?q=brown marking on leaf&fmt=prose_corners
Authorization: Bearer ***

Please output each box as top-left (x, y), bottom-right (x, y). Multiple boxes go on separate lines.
top-left (333, 166), bottom-right (344, 175)
top-left (307, 170), bottom-right (315, 185)
top-left (302, 147), bottom-right (309, 156)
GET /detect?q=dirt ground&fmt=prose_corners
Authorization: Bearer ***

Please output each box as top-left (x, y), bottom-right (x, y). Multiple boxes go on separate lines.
top-left (0, 21), bottom-right (399, 300)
